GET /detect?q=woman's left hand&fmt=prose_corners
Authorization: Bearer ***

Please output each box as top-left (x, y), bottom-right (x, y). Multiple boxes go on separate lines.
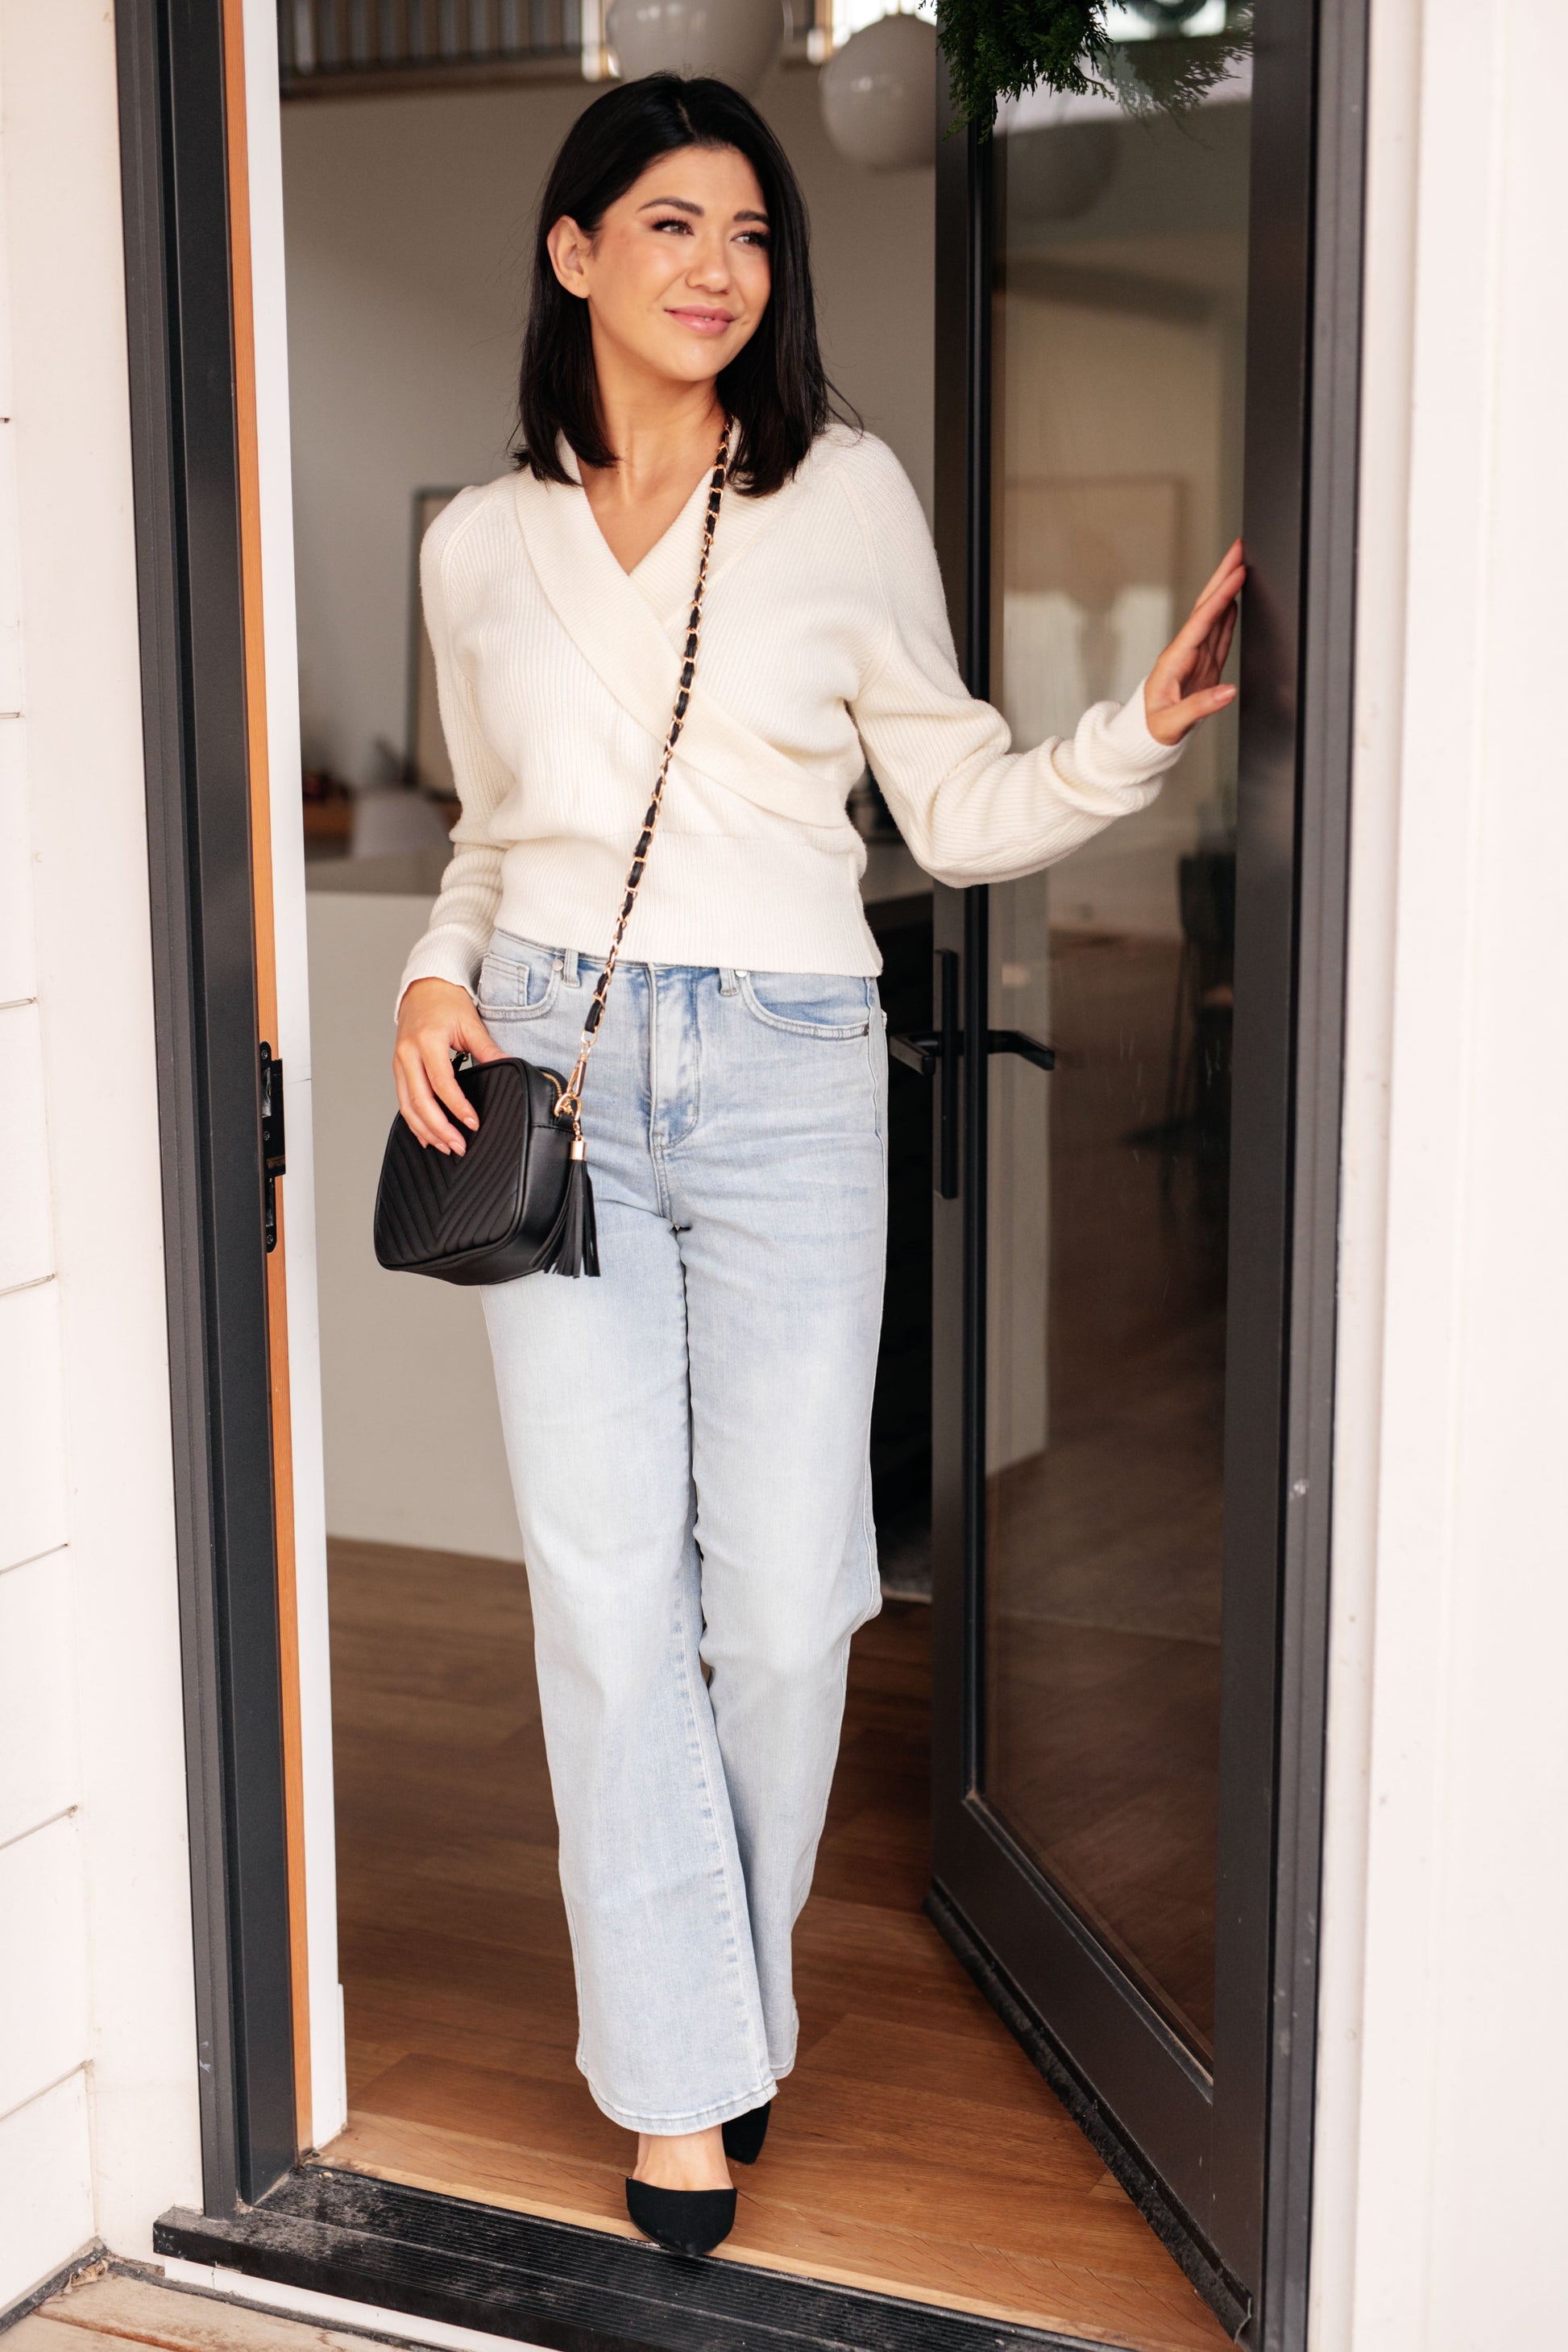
top-left (1143, 539), bottom-right (1247, 748)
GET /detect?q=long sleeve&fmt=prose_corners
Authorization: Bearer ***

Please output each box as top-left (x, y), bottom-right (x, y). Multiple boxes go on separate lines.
top-left (378, 438), bottom-right (1191, 989)
top-left (396, 492), bottom-right (513, 1010)
top-left (839, 440), bottom-right (1182, 886)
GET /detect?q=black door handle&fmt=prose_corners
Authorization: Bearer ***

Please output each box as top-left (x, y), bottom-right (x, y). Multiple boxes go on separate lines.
top-left (889, 1031), bottom-right (940, 1076)
top-left (987, 1027), bottom-right (1056, 1072)
top-left (888, 965), bottom-right (1055, 1199)
top-left (891, 1027), bottom-right (1056, 1075)
top-left (888, 949), bottom-right (961, 1197)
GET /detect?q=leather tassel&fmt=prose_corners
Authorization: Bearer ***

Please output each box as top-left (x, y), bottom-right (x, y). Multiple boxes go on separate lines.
top-left (577, 1156), bottom-right (600, 1276)
top-left (545, 1151), bottom-right (599, 1278)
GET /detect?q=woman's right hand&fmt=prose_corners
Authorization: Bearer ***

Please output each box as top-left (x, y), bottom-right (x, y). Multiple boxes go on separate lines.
top-left (393, 978), bottom-right (504, 1155)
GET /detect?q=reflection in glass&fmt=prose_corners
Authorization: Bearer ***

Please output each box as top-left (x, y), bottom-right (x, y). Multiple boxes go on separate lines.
top-left (981, 31), bottom-right (1249, 2060)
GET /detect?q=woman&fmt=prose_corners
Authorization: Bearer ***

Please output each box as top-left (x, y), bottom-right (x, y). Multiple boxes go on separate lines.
top-left (393, 73), bottom-right (1242, 2256)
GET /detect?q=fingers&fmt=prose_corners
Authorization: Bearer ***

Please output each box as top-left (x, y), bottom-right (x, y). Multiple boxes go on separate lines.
top-left (394, 1041), bottom-right (471, 1154)
top-left (1210, 599), bottom-right (1238, 674)
top-left (425, 1043), bottom-right (480, 1135)
top-left (1180, 560), bottom-right (1247, 649)
top-left (1150, 558), bottom-right (1243, 707)
top-left (458, 1005), bottom-right (506, 1064)
top-left (1194, 538), bottom-right (1243, 604)
top-left (1185, 599), bottom-right (1239, 692)
top-left (1144, 544), bottom-right (1244, 736)
top-left (1145, 682), bottom-right (1238, 747)
top-left (392, 980), bottom-right (495, 1153)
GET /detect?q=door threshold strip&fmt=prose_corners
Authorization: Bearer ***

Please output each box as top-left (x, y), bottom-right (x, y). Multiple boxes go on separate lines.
top-left (925, 1889), bottom-right (1248, 2343)
top-left (155, 2165), bottom-right (1132, 2352)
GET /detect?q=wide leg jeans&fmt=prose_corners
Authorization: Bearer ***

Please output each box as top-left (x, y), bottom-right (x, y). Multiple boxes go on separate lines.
top-left (476, 931), bottom-right (887, 2134)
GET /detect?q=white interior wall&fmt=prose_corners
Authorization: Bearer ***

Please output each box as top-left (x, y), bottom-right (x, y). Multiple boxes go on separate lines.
top-left (280, 64), bottom-right (935, 784)
top-left (1313, 1), bottom-right (1568, 2345)
top-left (0, 0), bottom-right (201, 2310)
top-left (307, 890), bottom-right (525, 1559)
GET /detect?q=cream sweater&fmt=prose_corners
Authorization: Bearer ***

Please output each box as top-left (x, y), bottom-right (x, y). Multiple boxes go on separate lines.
top-left (400, 425), bottom-right (1182, 998)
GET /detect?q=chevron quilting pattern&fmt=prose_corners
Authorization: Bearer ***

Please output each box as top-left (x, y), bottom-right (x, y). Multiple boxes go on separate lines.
top-left (375, 1063), bottom-right (533, 1271)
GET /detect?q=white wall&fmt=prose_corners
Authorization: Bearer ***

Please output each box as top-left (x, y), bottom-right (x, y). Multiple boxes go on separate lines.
top-left (307, 887), bottom-right (525, 1558)
top-left (280, 65), bottom-right (935, 784)
top-left (1313, 0), bottom-right (1568, 2344)
top-left (0, 0), bottom-right (202, 2312)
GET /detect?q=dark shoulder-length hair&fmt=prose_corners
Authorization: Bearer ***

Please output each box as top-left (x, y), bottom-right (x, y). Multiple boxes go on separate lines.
top-left (516, 74), bottom-right (844, 497)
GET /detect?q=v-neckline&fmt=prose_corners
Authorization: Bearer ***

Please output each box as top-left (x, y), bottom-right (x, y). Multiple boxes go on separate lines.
top-left (508, 454), bottom-right (852, 836)
top-left (560, 438), bottom-right (714, 595)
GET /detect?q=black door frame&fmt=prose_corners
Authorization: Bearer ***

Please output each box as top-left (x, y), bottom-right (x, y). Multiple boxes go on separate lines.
top-left (117, 2), bottom-right (1362, 2346)
top-left (117, 0), bottom-right (297, 2217)
top-left (927, 5), bottom-right (1366, 2347)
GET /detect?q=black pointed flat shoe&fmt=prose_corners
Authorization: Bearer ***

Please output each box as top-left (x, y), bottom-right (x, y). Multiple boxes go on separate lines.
top-left (624, 2177), bottom-right (736, 2256)
top-left (720, 2101), bottom-right (771, 2165)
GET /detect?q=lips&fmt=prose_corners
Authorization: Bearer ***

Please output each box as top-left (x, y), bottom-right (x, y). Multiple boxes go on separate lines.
top-left (666, 308), bottom-right (736, 334)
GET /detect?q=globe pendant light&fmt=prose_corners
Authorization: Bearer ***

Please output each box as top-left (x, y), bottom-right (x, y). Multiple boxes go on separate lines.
top-left (606, 0), bottom-right (789, 94)
top-left (819, 11), bottom-right (936, 172)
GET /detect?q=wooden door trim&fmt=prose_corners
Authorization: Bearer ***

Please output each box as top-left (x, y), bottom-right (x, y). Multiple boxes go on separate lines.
top-left (218, 0), bottom-right (313, 2146)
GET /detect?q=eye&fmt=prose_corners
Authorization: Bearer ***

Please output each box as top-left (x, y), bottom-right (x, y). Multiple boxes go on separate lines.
top-left (736, 229), bottom-right (770, 248)
top-left (649, 214), bottom-right (693, 234)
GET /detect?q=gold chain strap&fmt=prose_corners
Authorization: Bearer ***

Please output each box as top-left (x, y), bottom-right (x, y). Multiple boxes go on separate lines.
top-left (552, 420), bottom-right (731, 1137)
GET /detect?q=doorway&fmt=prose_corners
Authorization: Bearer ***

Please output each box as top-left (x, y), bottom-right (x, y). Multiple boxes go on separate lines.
top-left (120, 2), bottom-right (1362, 2347)
top-left (280, 26), bottom-right (1222, 2337)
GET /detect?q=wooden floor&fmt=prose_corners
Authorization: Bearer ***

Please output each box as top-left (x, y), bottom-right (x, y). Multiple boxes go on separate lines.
top-left (321, 1539), bottom-right (1228, 2351)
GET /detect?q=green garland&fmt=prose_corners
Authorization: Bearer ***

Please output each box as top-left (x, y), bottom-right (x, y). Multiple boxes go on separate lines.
top-left (936, 0), bottom-right (1252, 136)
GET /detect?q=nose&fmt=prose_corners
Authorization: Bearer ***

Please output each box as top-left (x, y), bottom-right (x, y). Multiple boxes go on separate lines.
top-left (686, 233), bottom-right (732, 292)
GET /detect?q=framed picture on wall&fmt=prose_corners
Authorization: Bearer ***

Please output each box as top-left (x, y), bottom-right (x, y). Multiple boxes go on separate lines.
top-left (406, 487), bottom-right (460, 797)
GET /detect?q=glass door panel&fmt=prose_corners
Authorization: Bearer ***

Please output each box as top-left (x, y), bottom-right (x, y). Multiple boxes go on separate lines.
top-left (982, 53), bottom-right (1251, 2062)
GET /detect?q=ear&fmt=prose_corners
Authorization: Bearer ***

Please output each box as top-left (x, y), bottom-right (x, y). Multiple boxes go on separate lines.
top-left (546, 215), bottom-right (591, 300)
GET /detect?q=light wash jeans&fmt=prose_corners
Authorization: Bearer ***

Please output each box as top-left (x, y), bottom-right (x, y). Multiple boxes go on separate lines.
top-left (475, 931), bottom-right (887, 2134)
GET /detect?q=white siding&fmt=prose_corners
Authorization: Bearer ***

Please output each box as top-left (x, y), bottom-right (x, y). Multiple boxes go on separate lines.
top-left (0, 0), bottom-right (202, 2313)
top-left (1313, 0), bottom-right (1568, 2346)
top-left (0, 1555), bottom-right (77, 1851)
top-left (0, 721), bottom-right (33, 1002)
top-left (0, 1819), bottom-right (89, 2122)
top-left (0, 1282), bottom-right (67, 1574)
top-left (0, 1003), bottom-right (51, 1288)
top-left (0, 2076), bottom-right (94, 2312)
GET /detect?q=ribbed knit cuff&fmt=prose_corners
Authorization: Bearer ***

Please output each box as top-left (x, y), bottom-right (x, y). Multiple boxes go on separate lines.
top-left (1089, 678), bottom-right (1186, 789)
top-left (394, 931), bottom-right (483, 1021)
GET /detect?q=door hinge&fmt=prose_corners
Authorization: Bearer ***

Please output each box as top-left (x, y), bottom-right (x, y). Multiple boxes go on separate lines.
top-left (259, 1041), bottom-right (286, 1254)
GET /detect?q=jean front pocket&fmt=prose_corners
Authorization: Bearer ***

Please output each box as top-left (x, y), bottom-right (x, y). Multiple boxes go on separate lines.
top-left (736, 970), bottom-right (874, 1040)
top-left (478, 938), bottom-right (562, 1022)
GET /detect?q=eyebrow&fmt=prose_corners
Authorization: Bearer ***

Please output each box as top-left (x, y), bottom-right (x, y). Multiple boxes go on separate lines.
top-left (637, 196), bottom-right (770, 225)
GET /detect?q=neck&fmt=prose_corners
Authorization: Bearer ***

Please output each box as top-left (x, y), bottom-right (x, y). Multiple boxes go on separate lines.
top-left (587, 330), bottom-right (724, 501)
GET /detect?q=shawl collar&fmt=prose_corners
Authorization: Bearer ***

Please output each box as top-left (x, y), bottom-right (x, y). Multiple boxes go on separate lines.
top-left (510, 462), bottom-right (850, 837)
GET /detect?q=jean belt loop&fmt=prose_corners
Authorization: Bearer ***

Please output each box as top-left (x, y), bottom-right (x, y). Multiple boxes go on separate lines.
top-left (563, 946), bottom-right (580, 988)
top-left (718, 965), bottom-right (738, 997)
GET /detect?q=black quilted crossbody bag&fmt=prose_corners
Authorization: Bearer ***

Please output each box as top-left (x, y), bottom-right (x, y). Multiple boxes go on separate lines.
top-left (372, 425), bottom-right (730, 1286)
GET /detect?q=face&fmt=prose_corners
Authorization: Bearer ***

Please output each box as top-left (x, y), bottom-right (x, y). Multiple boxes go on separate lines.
top-left (546, 143), bottom-right (772, 390)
